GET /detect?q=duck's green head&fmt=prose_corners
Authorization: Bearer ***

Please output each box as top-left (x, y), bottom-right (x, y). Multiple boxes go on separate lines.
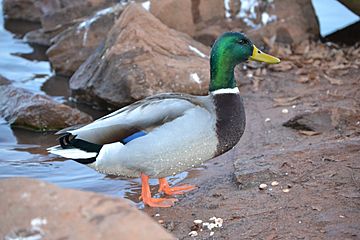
top-left (209, 32), bottom-right (280, 92)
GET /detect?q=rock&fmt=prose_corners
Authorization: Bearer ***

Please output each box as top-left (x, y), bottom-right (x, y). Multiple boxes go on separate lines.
top-left (38, 0), bottom-right (118, 33)
top-left (247, 0), bottom-right (320, 45)
top-left (2, 0), bottom-right (42, 22)
top-left (70, 3), bottom-right (210, 109)
top-left (0, 84), bottom-right (92, 131)
top-left (46, 4), bottom-right (124, 76)
top-left (234, 155), bottom-right (278, 189)
top-left (150, 0), bottom-right (195, 36)
top-left (0, 178), bottom-right (174, 240)
top-left (24, 28), bottom-right (54, 46)
top-left (283, 111), bottom-right (332, 133)
top-left (0, 75), bottom-right (11, 85)
top-left (283, 108), bottom-right (360, 135)
top-left (150, 0), bottom-right (318, 46)
top-left (150, 0), bottom-right (224, 40)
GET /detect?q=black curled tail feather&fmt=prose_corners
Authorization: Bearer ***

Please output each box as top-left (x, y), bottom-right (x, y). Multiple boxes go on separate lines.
top-left (59, 133), bottom-right (73, 149)
top-left (58, 133), bottom-right (103, 165)
top-left (58, 134), bottom-right (103, 153)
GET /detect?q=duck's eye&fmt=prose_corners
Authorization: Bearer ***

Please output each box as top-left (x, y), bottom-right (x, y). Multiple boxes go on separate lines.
top-left (238, 39), bottom-right (246, 45)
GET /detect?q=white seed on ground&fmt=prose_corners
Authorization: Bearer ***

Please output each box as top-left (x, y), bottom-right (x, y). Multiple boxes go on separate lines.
top-left (194, 219), bottom-right (203, 224)
top-left (259, 183), bottom-right (268, 190)
top-left (265, 118), bottom-right (271, 122)
top-left (282, 188), bottom-right (290, 193)
top-left (208, 223), bottom-right (216, 230)
top-left (215, 218), bottom-right (223, 227)
top-left (282, 108), bottom-right (289, 113)
top-left (210, 231), bottom-right (215, 236)
top-left (189, 231), bottom-right (198, 237)
top-left (271, 181), bottom-right (279, 186)
top-left (155, 213), bottom-right (160, 217)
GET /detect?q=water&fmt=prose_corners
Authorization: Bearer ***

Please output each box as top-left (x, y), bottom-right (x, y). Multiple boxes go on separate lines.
top-left (312, 0), bottom-right (359, 36)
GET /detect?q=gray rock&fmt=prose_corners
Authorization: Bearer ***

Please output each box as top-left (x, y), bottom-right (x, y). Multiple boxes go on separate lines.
top-left (234, 155), bottom-right (279, 189)
top-left (0, 84), bottom-right (92, 131)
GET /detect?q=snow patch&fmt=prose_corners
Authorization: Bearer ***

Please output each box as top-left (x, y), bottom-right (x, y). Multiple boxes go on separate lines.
top-left (188, 45), bottom-right (208, 58)
top-left (77, 6), bottom-right (115, 45)
top-left (142, 1), bottom-right (151, 11)
top-left (190, 73), bottom-right (201, 84)
top-left (224, 0), bottom-right (231, 18)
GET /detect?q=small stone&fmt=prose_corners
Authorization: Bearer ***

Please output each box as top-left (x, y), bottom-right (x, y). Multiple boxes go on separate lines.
top-left (282, 108), bottom-right (289, 114)
top-left (155, 213), bottom-right (160, 217)
top-left (189, 231), bottom-right (198, 237)
top-left (339, 215), bottom-right (345, 218)
top-left (215, 218), bottom-right (223, 227)
top-left (208, 223), bottom-right (216, 230)
top-left (210, 231), bottom-right (215, 236)
top-left (271, 181), bottom-right (279, 186)
top-left (282, 188), bottom-right (290, 193)
top-left (158, 219), bottom-right (164, 224)
top-left (259, 183), bottom-right (268, 190)
top-left (265, 118), bottom-right (271, 122)
top-left (209, 217), bottom-right (217, 221)
top-left (194, 219), bottom-right (203, 224)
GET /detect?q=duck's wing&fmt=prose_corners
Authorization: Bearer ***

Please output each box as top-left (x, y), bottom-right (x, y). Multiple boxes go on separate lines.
top-left (64, 93), bottom-right (207, 144)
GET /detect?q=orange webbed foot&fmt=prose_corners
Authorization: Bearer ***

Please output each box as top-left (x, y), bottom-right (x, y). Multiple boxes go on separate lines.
top-left (158, 178), bottom-right (197, 196)
top-left (143, 197), bottom-right (178, 208)
top-left (141, 173), bottom-right (178, 208)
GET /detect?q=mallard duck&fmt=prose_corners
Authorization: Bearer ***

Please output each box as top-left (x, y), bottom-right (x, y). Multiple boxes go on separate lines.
top-left (48, 32), bottom-right (280, 207)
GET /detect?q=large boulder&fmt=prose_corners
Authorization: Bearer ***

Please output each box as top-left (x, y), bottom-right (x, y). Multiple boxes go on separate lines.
top-left (46, 4), bottom-right (124, 76)
top-left (150, 0), bottom-right (224, 40)
top-left (2, 0), bottom-right (42, 22)
top-left (0, 83), bottom-right (92, 131)
top-left (246, 0), bottom-right (320, 45)
top-left (70, 3), bottom-right (210, 110)
top-left (0, 178), bottom-right (174, 240)
top-left (37, 0), bottom-right (118, 33)
top-left (150, 0), bottom-right (319, 46)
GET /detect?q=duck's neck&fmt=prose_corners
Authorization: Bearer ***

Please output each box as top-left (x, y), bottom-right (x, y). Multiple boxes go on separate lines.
top-left (209, 49), bottom-right (237, 92)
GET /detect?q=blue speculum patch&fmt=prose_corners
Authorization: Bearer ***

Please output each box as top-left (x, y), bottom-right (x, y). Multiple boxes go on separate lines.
top-left (122, 131), bottom-right (147, 144)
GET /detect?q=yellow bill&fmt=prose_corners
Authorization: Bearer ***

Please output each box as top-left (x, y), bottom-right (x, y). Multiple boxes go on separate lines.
top-left (249, 45), bottom-right (280, 64)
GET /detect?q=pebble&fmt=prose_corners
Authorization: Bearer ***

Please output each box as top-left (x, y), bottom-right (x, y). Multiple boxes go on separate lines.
top-left (210, 231), bottom-right (215, 236)
top-left (282, 188), bottom-right (290, 193)
top-left (208, 223), bottom-right (216, 230)
top-left (265, 117), bottom-right (271, 122)
top-left (189, 231), bottom-right (198, 237)
top-left (259, 183), bottom-right (268, 190)
top-left (282, 108), bottom-right (289, 114)
top-left (154, 213), bottom-right (160, 217)
top-left (194, 219), bottom-right (203, 224)
top-left (158, 220), bottom-right (164, 224)
top-left (215, 218), bottom-right (223, 227)
top-left (271, 181), bottom-right (279, 186)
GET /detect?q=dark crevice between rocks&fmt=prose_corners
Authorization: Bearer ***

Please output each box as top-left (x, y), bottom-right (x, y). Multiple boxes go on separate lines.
top-left (191, 0), bottom-right (201, 24)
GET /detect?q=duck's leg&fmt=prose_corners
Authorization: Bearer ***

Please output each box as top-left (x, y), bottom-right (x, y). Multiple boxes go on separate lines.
top-left (158, 178), bottom-right (197, 196)
top-left (141, 173), bottom-right (178, 207)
